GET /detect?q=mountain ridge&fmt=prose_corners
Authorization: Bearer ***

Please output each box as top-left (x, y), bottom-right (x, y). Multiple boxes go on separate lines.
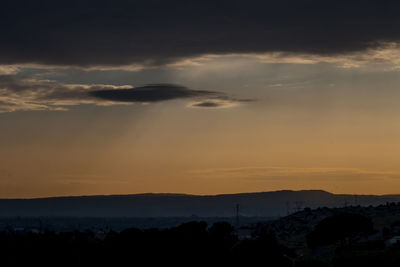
top-left (0, 190), bottom-right (337, 200)
top-left (1, 190), bottom-right (400, 217)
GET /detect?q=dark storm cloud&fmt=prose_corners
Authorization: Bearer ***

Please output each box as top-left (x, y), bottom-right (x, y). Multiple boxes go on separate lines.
top-left (2, 0), bottom-right (400, 67)
top-left (89, 84), bottom-right (223, 102)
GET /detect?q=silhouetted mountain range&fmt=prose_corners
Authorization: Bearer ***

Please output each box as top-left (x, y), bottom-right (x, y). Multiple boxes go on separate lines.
top-left (1, 190), bottom-right (400, 217)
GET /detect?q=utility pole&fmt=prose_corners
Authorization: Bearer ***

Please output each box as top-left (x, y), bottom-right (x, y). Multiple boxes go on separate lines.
top-left (235, 204), bottom-right (240, 228)
top-left (294, 201), bottom-right (304, 212)
top-left (286, 201), bottom-right (291, 215)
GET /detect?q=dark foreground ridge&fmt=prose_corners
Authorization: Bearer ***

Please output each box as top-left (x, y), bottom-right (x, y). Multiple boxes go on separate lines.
top-left (4, 203), bottom-right (400, 266)
top-left (1, 190), bottom-right (400, 217)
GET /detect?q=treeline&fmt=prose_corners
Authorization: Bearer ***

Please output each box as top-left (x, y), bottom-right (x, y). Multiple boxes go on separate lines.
top-left (3, 215), bottom-right (400, 266)
top-left (304, 213), bottom-right (400, 267)
top-left (0, 221), bottom-right (294, 267)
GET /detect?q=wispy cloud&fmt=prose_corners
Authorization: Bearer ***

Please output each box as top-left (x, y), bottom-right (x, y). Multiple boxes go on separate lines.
top-left (188, 98), bottom-right (252, 109)
top-left (0, 75), bottom-right (249, 112)
top-left (0, 74), bottom-right (130, 112)
top-left (252, 42), bottom-right (400, 70)
top-left (188, 167), bottom-right (400, 182)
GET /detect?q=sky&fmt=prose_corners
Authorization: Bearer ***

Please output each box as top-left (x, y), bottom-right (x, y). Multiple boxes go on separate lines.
top-left (2, 0), bottom-right (400, 197)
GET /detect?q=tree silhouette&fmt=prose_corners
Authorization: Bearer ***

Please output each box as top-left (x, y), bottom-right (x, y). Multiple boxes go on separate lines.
top-left (307, 213), bottom-right (374, 248)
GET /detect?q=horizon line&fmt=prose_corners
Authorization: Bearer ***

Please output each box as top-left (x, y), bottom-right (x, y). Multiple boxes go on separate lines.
top-left (2, 189), bottom-right (400, 200)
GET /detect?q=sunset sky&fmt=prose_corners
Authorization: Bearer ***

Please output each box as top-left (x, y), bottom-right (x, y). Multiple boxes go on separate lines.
top-left (2, 0), bottom-right (400, 197)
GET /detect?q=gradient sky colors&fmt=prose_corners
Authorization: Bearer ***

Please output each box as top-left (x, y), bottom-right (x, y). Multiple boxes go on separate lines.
top-left (2, 0), bottom-right (400, 197)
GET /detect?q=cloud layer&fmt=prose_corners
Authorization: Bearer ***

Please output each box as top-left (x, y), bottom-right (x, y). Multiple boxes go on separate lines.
top-left (0, 75), bottom-right (246, 112)
top-left (90, 84), bottom-right (222, 102)
top-left (2, 0), bottom-right (400, 67)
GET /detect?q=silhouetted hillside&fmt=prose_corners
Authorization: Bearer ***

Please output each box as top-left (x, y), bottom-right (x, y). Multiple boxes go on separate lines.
top-left (1, 190), bottom-right (400, 217)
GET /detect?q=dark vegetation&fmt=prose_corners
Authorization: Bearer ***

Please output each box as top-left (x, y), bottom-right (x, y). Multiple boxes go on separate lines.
top-left (0, 221), bottom-right (293, 267)
top-left (4, 204), bottom-right (400, 266)
top-left (307, 213), bottom-right (374, 248)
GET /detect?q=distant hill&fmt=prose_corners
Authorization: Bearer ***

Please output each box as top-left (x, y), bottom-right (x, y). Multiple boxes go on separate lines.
top-left (1, 190), bottom-right (400, 217)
